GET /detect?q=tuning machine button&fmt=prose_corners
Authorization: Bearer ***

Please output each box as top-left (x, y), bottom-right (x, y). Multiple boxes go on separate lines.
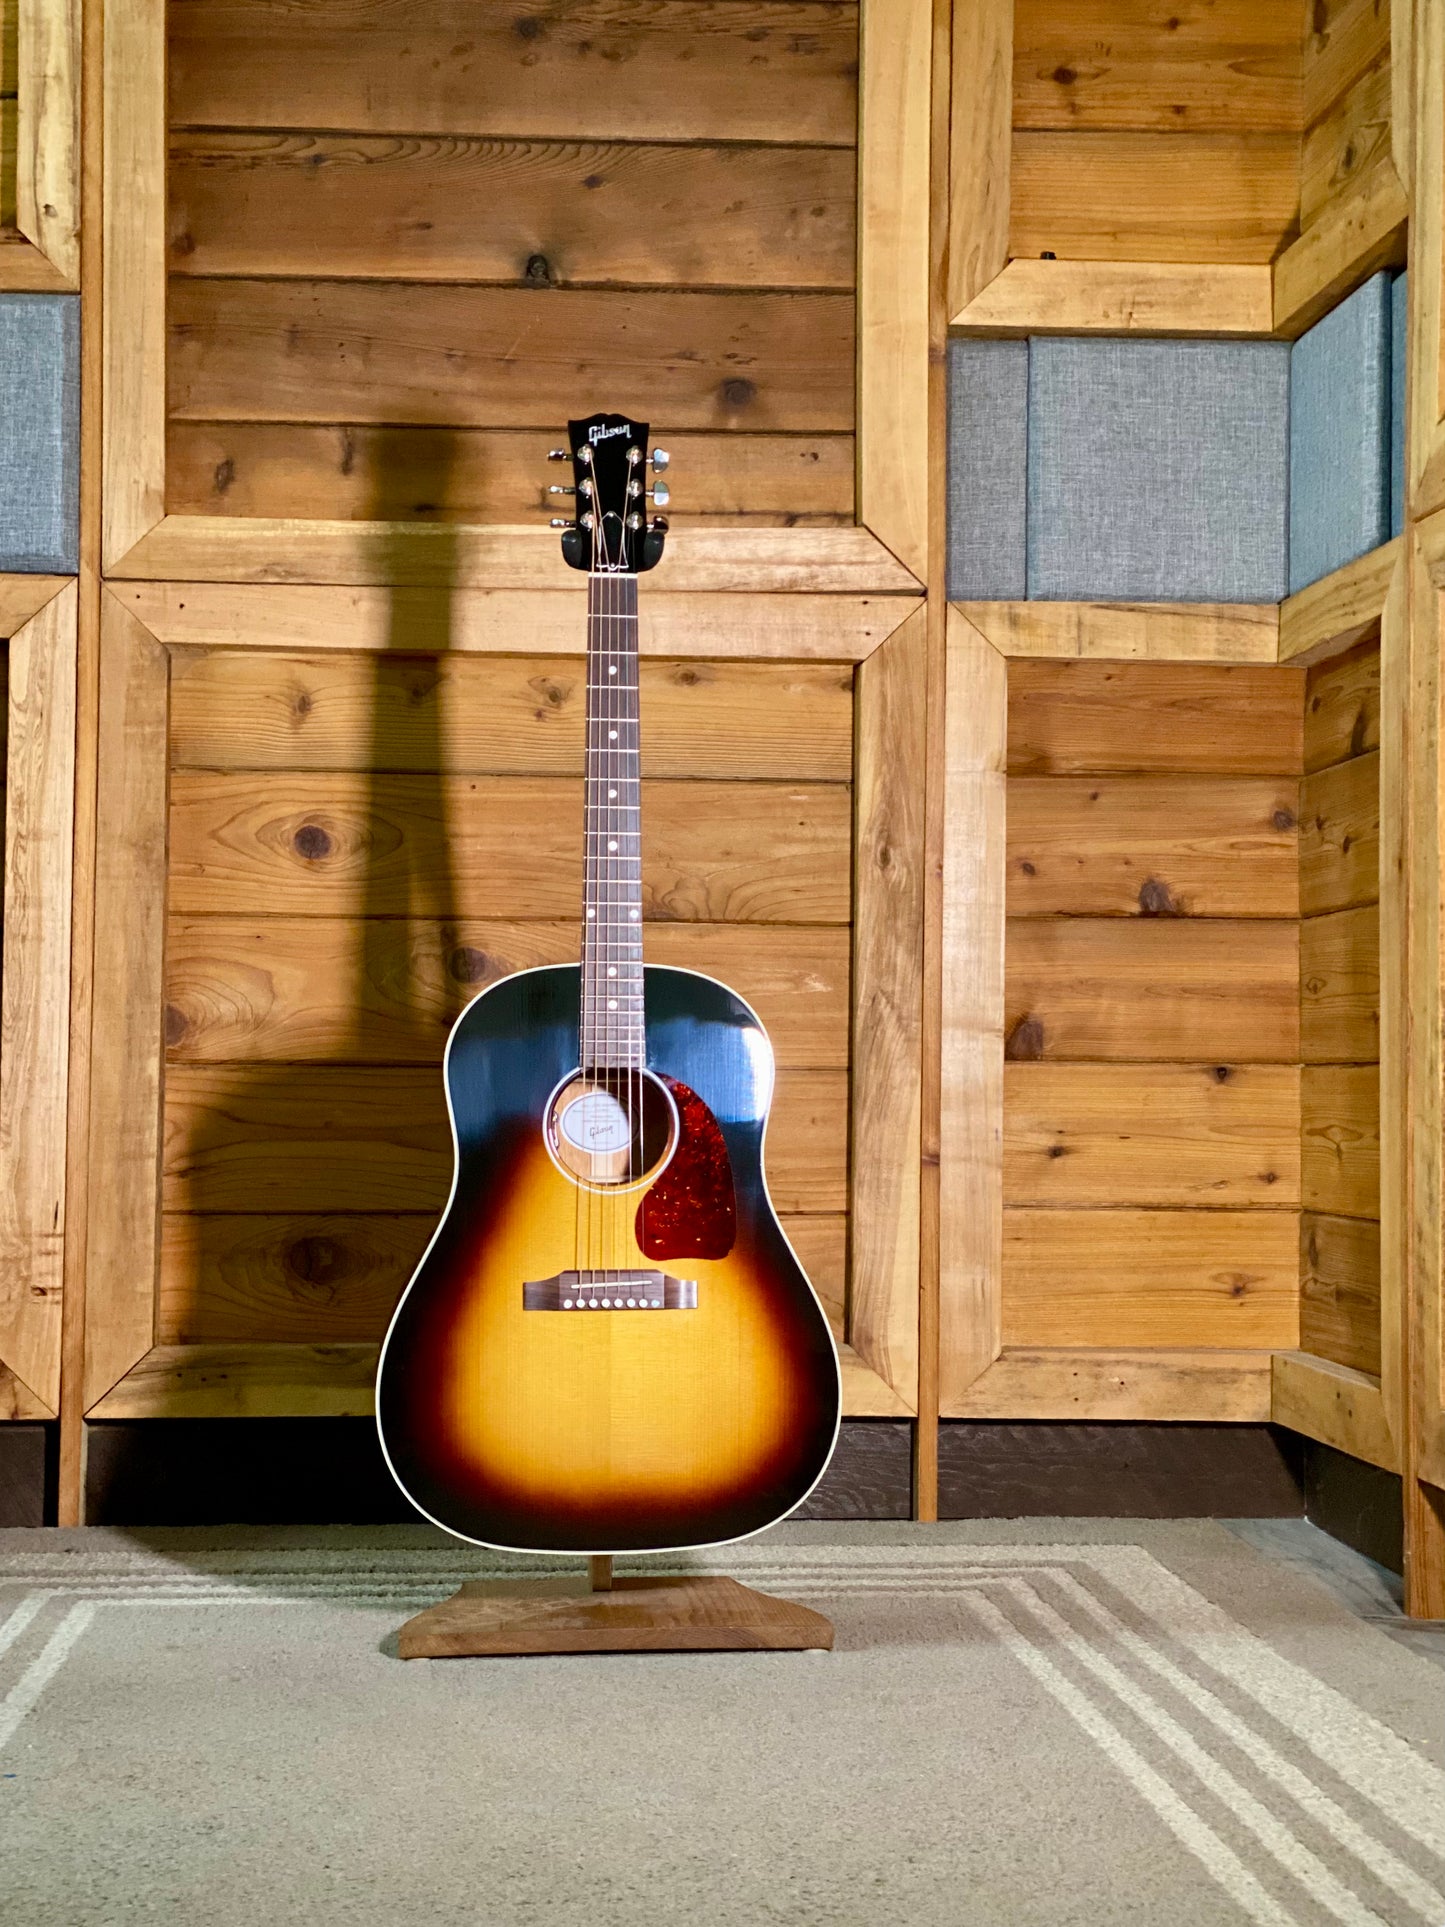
top-left (648, 481), bottom-right (671, 508)
top-left (652, 449), bottom-right (670, 472)
top-left (549, 517), bottom-right (575, 529)
top-left (548, 484), bottom-right (575, 496)
top-left (547, 448), bottom-right (569, 461)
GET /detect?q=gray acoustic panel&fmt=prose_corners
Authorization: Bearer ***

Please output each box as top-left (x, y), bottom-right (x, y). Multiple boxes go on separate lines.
top-left (1289, 272), bottom-right (1392, 594)
top-left (0, 294), bottom-right (80, 573)
top-left (946, 338), bottom-right (1028, 601)
top-left (1391, 269), bottom-right (1408, 537)
top-left (1027, 337), bottom-right (1290, 603)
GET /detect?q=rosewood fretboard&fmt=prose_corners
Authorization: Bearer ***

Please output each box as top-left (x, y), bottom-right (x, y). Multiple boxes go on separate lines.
top-left (580, 571), bottom-right (644, 1071)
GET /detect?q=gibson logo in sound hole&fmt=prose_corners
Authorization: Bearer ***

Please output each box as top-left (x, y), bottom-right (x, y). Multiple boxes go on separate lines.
top-left (545, 1068), bottom-right (677, 1190)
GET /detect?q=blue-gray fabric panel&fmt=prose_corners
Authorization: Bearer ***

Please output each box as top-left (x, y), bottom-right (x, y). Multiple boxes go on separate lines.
top-left (946, 338), bottom-right (1028, 600)
top-left (1289, 272), bottom-right (1391, 593)
top-left (1026, 337), bottom-right (1289, 603)
top-left (0, 294), bottom-right (80, 573)
top-left (1391, 269), bottom-right (1408, 537)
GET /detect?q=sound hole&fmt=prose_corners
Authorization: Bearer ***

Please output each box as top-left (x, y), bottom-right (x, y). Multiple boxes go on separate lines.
top-left (547, 1069), bottom-right (676, 1190)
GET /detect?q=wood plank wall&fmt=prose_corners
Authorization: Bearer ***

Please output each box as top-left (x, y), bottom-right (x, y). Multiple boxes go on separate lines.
top-left (1009, 0), bottom-right (1302, 264)
top-left (158, 644), bottom-right (857, 1353)
top-left (1002, 662), bottom-right (1304, 1352)
top-left (164, 0), bottom-right (859, 526)
top-left (1300, 637), bottom-right (1382, 1374)
top-left (1300, 0), bottom-right (1393, 234)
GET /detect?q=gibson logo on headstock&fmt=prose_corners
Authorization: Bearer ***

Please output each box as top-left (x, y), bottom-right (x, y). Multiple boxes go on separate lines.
top-left (588, 422), bottom-right (632, 444)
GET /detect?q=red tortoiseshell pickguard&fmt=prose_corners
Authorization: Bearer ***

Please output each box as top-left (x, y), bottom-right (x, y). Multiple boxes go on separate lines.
top-left (635, 1077), bottom-right (737, 1260)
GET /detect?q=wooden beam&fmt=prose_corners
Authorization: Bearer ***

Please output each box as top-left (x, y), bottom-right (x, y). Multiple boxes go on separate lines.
top-left (86, 1340), bottom-right (910, 1419)
top-left (946, 0), bottom-right (1012, 317)
top-left (102, 0), bottom-right (167, 565)
top-left (850, 606), bottom-right (925, 1411)
top-left (1378, 554), bottom-right (1409, 1455)
top-left (938, 611), bottom-right (1006, 1402)
top-left (1271, 1352), bottom-right (1397, 1471)
top-left (947, 1348), bottom-right (1274, 1422)
top-left (81, 599), bottom-right (169, 1409)
top-left (1404, 542), bottom-right (1445, 1610)
top-left (1278, 539), bottom-right (1402, 666)
top-left (0, 574), bottom-right (69, 638)
top-left (16, 0), bottom-right (81, 284)
top-left (951, 260), bottom-right (1274, 337)
top-left (959, 599), bottom-right (1279, 664)
top-left (858, 0), bottom-right (931, 580)
top-left (0, 584), bottom-right (76, 1415)
top-left (105, 519), bottom-right (922, 595)
top-left (1273, 155), bottom-right (1409, 341)
top-left (108, 582), bottom-right (918, 664)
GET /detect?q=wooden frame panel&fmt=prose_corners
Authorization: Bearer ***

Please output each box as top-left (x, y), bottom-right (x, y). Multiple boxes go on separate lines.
top-left (102, 0), bottom-right (929, 592)
top-left (0, 0), bottom-right (80, 289)
top-left (0, 576), bottom-right (75, 1417)
top-left (80, 586), bottom-right (924, 1422)
top-left (1411, 0), bottom-right (1445, 516)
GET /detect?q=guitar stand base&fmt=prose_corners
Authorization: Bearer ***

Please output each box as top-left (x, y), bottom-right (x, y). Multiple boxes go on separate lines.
top-left (396, 1571), bottom-right (834, 1659)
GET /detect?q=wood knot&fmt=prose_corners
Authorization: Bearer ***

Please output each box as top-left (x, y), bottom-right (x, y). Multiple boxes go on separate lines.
top-left (163, 1004), bottom-right (190, 1047)
top-left (581, 173), bottom-right (604, 190)
top-left (721, 378), bottom-right (757, 408)
top-left (1272, 807), bottom-right (1296, 831)
top-left (1046, 1143), bottom-right (1068, 1159)
top-left (514, 14), bottom-right (542, 39)
top-left (1020, 860), bottom-right (1036, 876)
top-left (1137, 877), bottom-right (1181, 917)
top-left (1052, 64), bottom-right (1076, 84)
top-left (524, 253), bottom-right (554, 286)
top-left (1006, 1015), bottom-right (1046, 1061)
top-left (1212, 1065), bottom-right (1232, 1083)
top-left (450, 945), bottom-right (492, 984)
top-left (293, 823), bottom-right (332, 861)
top-left (212, 457), bottom-right (235, 496)
top-left (285, 1235), bottom-right (343, 1290)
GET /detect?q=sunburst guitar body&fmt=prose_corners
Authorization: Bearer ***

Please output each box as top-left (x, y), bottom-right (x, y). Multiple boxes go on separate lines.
top-left (375, 414), bottom-right (841, 1554)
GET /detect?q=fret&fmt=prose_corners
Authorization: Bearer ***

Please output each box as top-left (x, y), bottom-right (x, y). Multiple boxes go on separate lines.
top-left (580, 570), bottom-right (645, 1072)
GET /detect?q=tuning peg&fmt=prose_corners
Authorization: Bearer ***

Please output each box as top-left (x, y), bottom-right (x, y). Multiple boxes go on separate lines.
top-left (648, 481), bottom-right (671, 508)
top-left (652, 449), bottom-right (670, 472)
top-left (547, 448), bottom-right (569, 461)
top-left (549, 517), bottom-right (575, 529)
top-left (547, 484), bottom-right (575, 496)
top-left (650, 516), bottom-right (669, 533)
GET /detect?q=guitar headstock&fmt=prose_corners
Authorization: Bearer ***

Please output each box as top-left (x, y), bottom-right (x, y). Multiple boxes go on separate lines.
top-left (548, 412), bottom-right (669, 574)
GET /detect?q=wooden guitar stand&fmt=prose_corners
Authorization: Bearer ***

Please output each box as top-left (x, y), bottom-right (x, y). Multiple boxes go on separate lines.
top-left (397, 1557), bottom-right (834, 1658)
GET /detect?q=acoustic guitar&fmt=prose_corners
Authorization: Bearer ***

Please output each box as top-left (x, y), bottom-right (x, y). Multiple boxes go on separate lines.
top-left (376, 412), bottom-right (841, 1554)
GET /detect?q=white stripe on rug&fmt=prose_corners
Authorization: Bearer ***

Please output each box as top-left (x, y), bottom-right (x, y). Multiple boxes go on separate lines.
top-left (0, 1604), bottom-right (95, 1754)
top-left (965, 1587), bottom-right (1303, 1927)
top-left (0, 1593), bottom-right (48, 1662)
top-left (1042, 1567), bottom-right (1445, 1924)
top-left (1001, 1578), bottom-right (1414, 1927)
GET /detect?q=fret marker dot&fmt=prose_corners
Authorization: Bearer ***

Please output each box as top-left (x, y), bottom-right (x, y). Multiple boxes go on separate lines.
top-left (607, 999), bottom-right (617, 1010)
top-left (607, 840), bottom-right (617, 852)
top-left (608, 730), bottom-right (617, 741)
top-left (608, 789), bottom-right (617, 800)
top-left (586, 908), bottom-right (595, 920)
top-left (608, 666), bottom-right (617, 676)
top-left (607, 967), bottom-right (617, 977)
top-left (630, 909), bottom-right (640, 921)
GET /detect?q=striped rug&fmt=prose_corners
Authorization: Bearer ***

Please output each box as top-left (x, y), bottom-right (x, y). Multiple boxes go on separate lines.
top-left (2, 1523), bottom-right (1443, 1926)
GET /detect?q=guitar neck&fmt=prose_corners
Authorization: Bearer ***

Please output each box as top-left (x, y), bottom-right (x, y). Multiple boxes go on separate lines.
top-left (581, 571), bottom-right (644, 1072)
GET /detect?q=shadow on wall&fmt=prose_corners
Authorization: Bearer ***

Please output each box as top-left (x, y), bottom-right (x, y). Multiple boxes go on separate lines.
top-left (101, 431), bottom-right (477, 1520)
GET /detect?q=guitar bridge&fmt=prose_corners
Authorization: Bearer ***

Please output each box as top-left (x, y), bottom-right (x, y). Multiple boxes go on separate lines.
top-left (523, 1269), bottom-right (697, 1311)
